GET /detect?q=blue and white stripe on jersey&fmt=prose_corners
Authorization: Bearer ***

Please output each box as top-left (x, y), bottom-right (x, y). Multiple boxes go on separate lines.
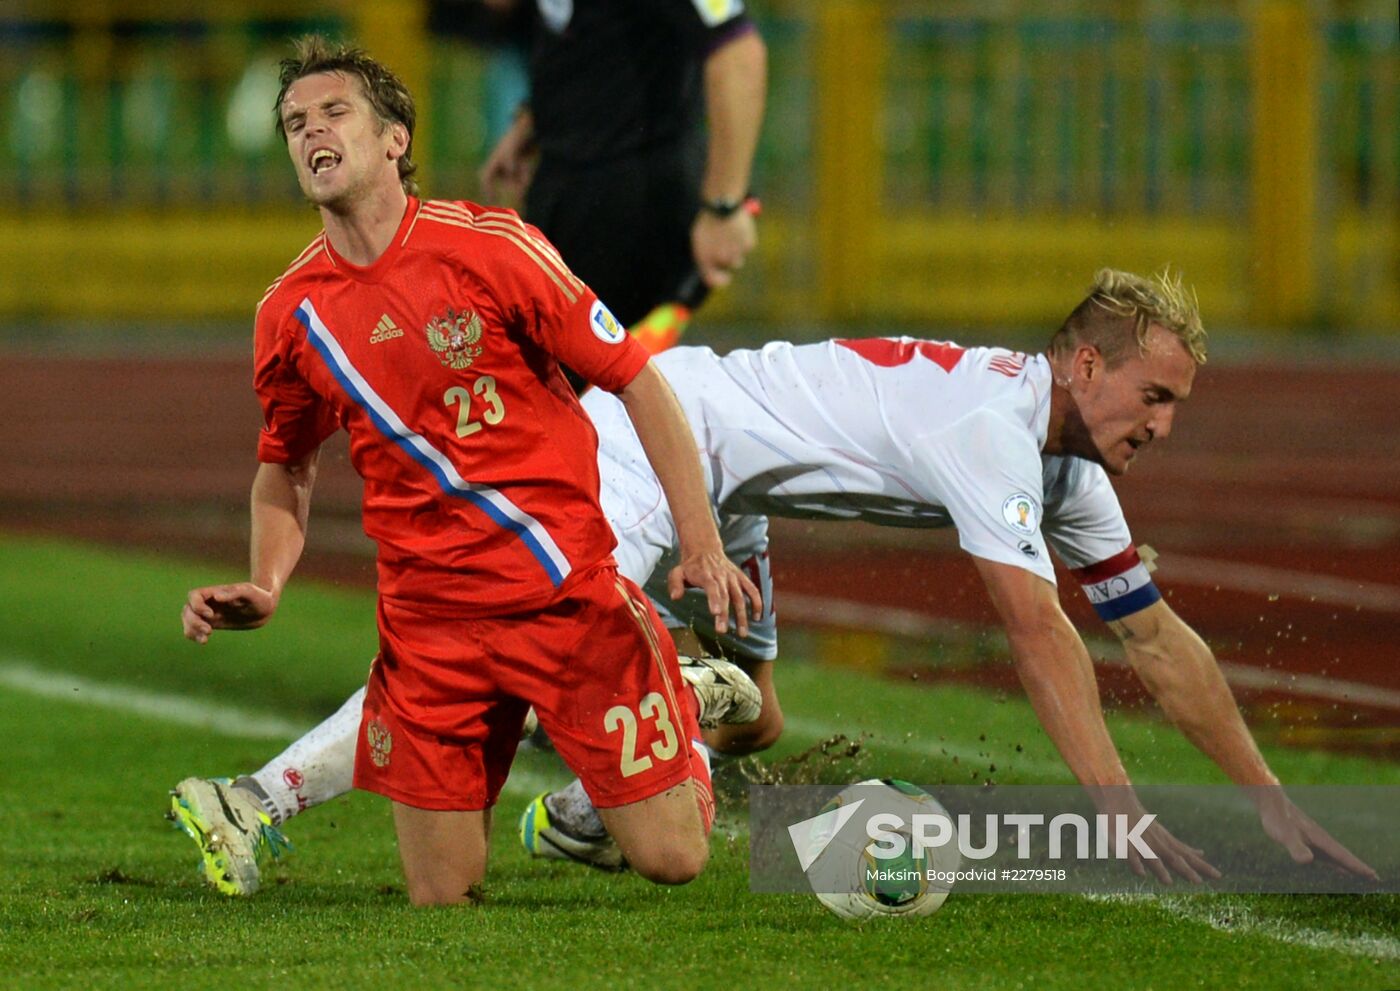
top-left (294, 298), bottom-right (572, 587)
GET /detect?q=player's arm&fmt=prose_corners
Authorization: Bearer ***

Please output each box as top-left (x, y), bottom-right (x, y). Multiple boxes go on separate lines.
top-left (478, 104), bottom-right (536, 205)
top-left (249, 453), bottom-right (319, 602)
top-left (692, 24), bottom-right (765, 289)
top-left (1110, 599), bottom-right (1378, 878)
top-left (617, 361), bottom-right (761, 636)
top-left (972, 556), bottom-right (1218, 883)
top-left (182, 452), bottom-right (319, 644)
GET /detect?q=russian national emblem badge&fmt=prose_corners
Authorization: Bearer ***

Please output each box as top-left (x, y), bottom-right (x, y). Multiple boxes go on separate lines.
top-left (367, 718), bottom-right (393, 768)
top-left (425, 307), bottom-right (485, 370)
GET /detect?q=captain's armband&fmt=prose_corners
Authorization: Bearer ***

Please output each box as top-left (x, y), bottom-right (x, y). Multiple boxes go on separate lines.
top-left (1071, 546), bottom-right (1161, 623)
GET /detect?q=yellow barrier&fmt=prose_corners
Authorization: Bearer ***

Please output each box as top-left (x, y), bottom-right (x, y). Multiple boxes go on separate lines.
top-left (2, 1), bottom-right (1395, 331)
top-left (1249, 1), bottom-right (1319, 325)
top-left (0, 210), bottom-right (319, 320)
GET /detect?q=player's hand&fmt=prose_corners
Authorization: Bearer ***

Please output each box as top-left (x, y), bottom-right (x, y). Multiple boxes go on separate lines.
top-left (691, 205), bottom-right (757, 290)
top-left (181, 583), bottom-right (278, 644)
top-left (478, 110), bottom-right (538, 205)
top-left (1252, 787), bottom-right (1379, 880)
top-left (1124, 817), bottom-right (1221, 885)
top-left (667, 551), bottom-right (762, 639)
top-left (1090, 789), bottom-right (1220, 885)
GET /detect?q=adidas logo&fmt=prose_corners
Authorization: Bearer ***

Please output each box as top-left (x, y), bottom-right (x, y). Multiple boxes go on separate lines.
top-left (370, 314), bottom-right (404, 343)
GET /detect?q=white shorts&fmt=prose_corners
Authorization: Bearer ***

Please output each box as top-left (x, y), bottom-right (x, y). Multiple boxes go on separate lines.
top-left (593, 393), bottom-right (778, 663)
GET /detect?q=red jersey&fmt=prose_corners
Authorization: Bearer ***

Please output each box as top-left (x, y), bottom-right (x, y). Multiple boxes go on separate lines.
top-left (253, 197), bottom-right (649, 615)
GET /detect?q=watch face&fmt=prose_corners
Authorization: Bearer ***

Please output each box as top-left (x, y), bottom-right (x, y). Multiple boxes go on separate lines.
top-left (704, 198), bottom-right (742, 217)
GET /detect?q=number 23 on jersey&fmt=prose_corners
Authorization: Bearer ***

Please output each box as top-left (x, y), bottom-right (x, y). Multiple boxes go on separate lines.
top-left (444, 375), bottom-right (505, 438)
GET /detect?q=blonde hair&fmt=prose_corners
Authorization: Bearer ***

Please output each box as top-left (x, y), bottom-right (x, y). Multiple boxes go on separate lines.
top-left (1049, 268), bottom-right (1207, 366)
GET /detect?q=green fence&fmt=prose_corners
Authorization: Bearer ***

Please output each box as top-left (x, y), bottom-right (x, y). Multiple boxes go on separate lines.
top-left (1, 1), bottom-right (1395, 330)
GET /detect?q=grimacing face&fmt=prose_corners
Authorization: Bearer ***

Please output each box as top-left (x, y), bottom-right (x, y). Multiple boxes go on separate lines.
top-left (279, 71), bottom-right (405, 210)
top-left (1071, 322), bottom-right (1197, 475)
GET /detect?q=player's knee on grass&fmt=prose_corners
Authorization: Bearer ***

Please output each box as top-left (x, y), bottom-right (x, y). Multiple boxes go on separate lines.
top-left (624, 834), bottom-right (710, 886)
top-left (600, 782), bottom-right (710, 885)
top-left (393, 804), bottom-right (489, 906)
top-left (406, 873), bottom-right (484, 906)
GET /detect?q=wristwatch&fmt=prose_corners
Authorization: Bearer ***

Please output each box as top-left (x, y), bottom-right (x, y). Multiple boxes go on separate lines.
top-left (699, 196), bottom-right (747, 219)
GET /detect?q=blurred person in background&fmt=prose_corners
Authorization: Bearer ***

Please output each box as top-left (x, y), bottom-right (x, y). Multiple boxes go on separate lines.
top-left (431, 0), bottom-right (766, 349)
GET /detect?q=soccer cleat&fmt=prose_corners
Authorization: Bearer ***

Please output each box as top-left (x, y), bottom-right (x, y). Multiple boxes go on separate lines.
top-left (168, 777), bottom-right (291, 896)
top-left (518, 792), bottom-right (626, 872)
top-left (678, 654), bottom-right (762, 729)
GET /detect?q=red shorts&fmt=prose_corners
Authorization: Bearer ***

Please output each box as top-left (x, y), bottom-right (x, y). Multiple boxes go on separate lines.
top-left (353, 564), bottom-right (703, 812)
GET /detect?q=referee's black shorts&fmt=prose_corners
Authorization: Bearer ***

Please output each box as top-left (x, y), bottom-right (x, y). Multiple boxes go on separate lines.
top-left (526, 141), bottom-right (702, 328)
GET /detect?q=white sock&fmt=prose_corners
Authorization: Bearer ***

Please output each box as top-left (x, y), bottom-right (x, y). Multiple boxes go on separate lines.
top-left (545, 778), bottom-right (606, 838)
top-left (241, 686), bottom-right (365, 825)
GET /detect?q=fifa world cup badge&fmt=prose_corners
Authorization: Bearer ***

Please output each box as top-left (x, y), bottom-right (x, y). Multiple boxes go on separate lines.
top-left (367, 718), bottom-right (393, 768)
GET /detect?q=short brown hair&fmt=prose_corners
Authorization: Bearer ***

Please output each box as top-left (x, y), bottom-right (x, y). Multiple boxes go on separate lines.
top-left (275, 34), bottom-right (419, 197)
top-left (1049, 268), bottom-right (1207, 366)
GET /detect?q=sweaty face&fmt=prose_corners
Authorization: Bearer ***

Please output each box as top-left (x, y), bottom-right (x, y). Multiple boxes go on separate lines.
top-left (1072, 323), bottom-right (1197, 475)
top-left (280, 72), bottom-right (401, 210)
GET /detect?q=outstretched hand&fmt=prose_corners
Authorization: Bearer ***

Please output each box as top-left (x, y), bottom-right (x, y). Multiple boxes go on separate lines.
top-left (1125, 818), bottom-right (1222, 885)
top-left (1089, 787), bottom-right (1220, 885)
top-left (181, 583), bottom-right (278, 644)
top-left (1256, 790), bottom-right (1379, 880)
top-left (667, 550), bottom-right (762, 638)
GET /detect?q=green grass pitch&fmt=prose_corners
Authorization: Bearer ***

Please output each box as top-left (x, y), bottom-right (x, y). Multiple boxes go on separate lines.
top-left (0, 534), bottom-right (1396, 990)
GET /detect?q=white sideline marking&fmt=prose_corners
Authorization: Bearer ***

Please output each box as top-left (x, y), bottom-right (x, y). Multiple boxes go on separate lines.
top-left (779, 593), bottom-right (1400, 713)
top-left (0, 659), bottom-right (569, 798)
top-left (1159, 554), bottom-right (1400, 614)
top-left (1087, 893), bottom-right (1400, 960)
top-left (0, 660), bottom-right (309, 739)
top-left (1209, 660), bottom-right (1400, 711)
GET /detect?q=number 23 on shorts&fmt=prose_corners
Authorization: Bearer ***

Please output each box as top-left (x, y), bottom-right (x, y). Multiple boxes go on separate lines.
top-left (604, 693), bottom-right (679, 777)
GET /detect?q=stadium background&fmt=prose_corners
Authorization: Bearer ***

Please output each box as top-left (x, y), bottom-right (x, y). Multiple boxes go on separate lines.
top-left (0, 2), bottom-right (1397, 982)
top-left (3, 0), bottom-right (1396, 741)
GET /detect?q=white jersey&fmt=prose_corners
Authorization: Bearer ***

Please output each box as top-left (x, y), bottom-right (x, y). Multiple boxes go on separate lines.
top-left (586, 339), bottom-right (1133, 592)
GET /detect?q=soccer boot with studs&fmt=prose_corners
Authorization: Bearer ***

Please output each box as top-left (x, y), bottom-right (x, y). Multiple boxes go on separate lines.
top-left (518, 792), bottom-right (626, 872)
top-left (168, 777), bottom-right (290, 896)
top-left (677, 653), bottom-right (762, 729)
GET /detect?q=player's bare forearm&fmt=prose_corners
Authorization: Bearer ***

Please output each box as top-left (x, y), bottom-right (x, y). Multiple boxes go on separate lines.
top-left (692, 30), bottom-right (766, 289)
top-left (700, 29), bottom-right (766, 205)
top-left (249, 454), bottom-right (319, 602)
top-left (1112, 600), bottom-right (1278, 787)
top-left (974, 557), bottom-right (1132, 790)
top-left (1116, 601), bottom-right (1377, 878)
top-left (180, 457), bottom-right (315, 644)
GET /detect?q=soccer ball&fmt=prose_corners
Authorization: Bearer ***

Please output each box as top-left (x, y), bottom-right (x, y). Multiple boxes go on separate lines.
top-left (804, 778), bottom-right (960, 922)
